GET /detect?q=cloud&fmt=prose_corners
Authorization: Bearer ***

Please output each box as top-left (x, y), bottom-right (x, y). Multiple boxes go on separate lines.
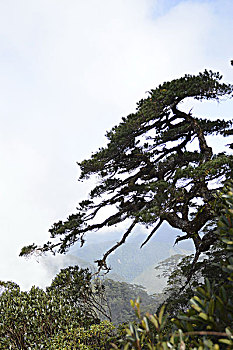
top-left (0, 0), bottom-right (232, 289)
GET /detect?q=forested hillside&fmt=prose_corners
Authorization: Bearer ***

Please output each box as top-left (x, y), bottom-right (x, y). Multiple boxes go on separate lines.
top-left (102, 279), bottom-right (159, 324)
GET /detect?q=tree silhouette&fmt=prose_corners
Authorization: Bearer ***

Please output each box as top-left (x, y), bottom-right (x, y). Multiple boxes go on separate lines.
top-left (21, 70), bottom-right (233, 271)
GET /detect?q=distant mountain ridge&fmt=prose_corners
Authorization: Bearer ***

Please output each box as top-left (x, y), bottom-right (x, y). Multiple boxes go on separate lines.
top-left (41, 224), bottom-right (193, 293)
top-left (68, 224), bottom-right (193, 293)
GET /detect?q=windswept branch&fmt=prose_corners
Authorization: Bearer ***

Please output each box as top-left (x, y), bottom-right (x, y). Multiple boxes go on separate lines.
top-left (140, 219), bottom-right (163, 248)
top-left (95, 219), bottom-right (138, 271)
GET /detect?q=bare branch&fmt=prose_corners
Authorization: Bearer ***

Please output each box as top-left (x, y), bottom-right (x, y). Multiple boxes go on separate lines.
top-left (140, 219), bottom-right (163, 248)
top-left (95, 219), bottom-right (138, 271)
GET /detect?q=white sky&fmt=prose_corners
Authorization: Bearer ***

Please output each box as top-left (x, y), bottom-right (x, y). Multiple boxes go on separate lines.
top-left (0, 0), bottom-right (232, 289)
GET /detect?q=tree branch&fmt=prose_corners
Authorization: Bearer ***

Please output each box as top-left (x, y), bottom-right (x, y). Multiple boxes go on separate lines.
top-left (140, 219), bottom-right (163, 248)
top-left (95, 219), bottom-right (138, 271)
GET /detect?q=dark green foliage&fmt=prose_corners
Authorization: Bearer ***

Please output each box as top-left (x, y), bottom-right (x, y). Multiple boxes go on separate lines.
top-left (0, 266), bottom-right (108, 349)
top-left (0, 283), bottom-right (77, 349)
top-left (21, 70), bottom-right (233, 273)
top-left (47, 265), bottom-right (110, 323)
top-left (112, 301), bottom-right (178, 350)
top-left (160, 243), bottom-right (228, 317)
top-left (48, 320), bottom-right (116, 350)
top-left (160, 183), bottom-right (233, 319)
top-left (174, 184), bottom-right (233, 339)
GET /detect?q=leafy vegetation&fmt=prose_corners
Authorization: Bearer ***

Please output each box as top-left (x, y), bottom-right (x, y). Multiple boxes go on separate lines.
top-left (0, 266), bottom-right (109, 349)
top-left (160, 242), bottom-right (228, 318)
top-left (47, 321), bottom-right (116, 350)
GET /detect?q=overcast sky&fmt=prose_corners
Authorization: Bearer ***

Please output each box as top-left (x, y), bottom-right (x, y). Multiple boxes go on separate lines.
top-left (0, 0), bottom-right (232, 289)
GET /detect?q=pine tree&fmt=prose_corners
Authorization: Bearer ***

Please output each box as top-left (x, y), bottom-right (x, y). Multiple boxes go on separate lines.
top-left (21, 70), bottom-right (233, 271)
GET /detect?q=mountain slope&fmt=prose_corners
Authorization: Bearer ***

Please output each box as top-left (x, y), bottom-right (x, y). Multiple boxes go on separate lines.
top-left (70, 225), bottom-right (193, 292)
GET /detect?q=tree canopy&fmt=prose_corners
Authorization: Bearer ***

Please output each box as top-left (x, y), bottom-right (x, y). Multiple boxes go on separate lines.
top-left (0, 266), bottom-right (102, 349)
top-left (20, 70), bottom-right (233, 271)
